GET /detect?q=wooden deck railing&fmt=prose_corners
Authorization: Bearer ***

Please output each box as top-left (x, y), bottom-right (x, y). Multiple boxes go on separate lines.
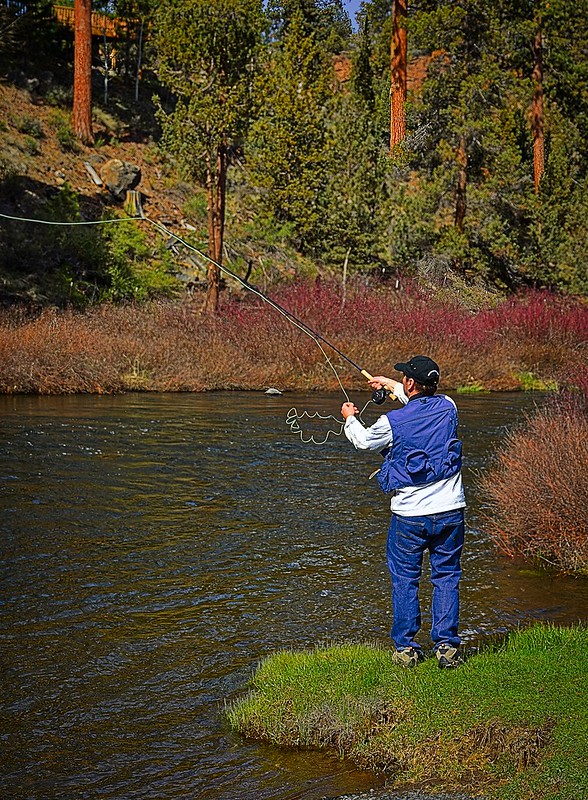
top-left (53, 5), bottom-right (130, 38)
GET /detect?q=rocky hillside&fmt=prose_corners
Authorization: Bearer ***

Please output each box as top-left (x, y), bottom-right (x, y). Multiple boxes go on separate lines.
top-left (0, 74), bottom-right (218, 304)
top-left (0, 78), bottom-right (190, 225)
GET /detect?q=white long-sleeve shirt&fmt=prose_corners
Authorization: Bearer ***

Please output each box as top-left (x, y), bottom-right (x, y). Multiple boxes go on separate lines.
top-left (344, 383), bottom-right (466, 517)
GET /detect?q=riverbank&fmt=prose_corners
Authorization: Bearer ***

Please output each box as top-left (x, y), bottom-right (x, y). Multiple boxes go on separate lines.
top-left (228, 625), bottom-right (588, 800)
top-left (1, 285), bottom-right (586, 394)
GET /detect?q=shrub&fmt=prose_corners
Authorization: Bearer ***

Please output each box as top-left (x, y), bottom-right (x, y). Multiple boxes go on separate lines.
top-left (99, 220), bottom-right (180, 302)
top-left (45, 85), bottom-right (72, 109)
top-left (0, 195), bottom-right (179, 306)
top-left (48, 109), bottom-right (78, 153)
top-left (477, 394), bottom-right (588, 575)
top-left (0, 182), bottom-right (108, 305)
top-left (17, 116), bottom-right (44, 138)
top-left (56, 121), bottom-right (78, 153)
top-left (22, 136), bottom-right (40, 156)
top-left (0, 284), bottom-right (586, 397)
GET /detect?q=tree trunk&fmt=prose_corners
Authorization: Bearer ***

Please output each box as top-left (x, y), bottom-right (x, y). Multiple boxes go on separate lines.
top-left (455, 133), bottom-right (468, 232)
top-left (73, 0), bottom-right (94, 145)
top-left (135, 18), bottom-right (144, 103)
top-left (205, 141), bottom-right (227, 314)
top-left (390, 0), bottom-right (407, 151)
top-left (531, 27), bottom-right (544, 193)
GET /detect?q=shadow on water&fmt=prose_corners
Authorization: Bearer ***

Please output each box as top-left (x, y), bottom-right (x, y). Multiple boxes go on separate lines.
top-left (1, 391), bottom-right (586, 800)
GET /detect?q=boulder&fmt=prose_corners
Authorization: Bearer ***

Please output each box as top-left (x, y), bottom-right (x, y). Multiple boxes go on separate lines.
top-left (99, 159), bottom-right (141, 199)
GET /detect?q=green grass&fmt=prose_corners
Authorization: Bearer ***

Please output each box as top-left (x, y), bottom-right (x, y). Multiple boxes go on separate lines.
top-left (516, 371), bottom-right (559, 391)
top-left (456, 381), bottom-right (490, 393)
top-left (227, 625), bottom-right (588, 799)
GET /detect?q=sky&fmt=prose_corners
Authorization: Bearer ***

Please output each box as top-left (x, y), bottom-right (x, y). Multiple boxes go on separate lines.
top-left (343, 0), bottom-right (363, 30)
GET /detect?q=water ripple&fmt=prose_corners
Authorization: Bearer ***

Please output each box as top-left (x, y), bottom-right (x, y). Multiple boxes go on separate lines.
top-left (1, 392), bottom-right (587, 800)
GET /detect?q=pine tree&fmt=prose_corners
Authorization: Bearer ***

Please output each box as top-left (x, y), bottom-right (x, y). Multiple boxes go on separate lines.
top-left (267, 0), bottom-right (352, 50)
top-left (529, 0), bottom-right (588, 292)
top-left (245, 10), bottom-right (331, 256)
top-left (390, 0), bottom-right (407, 149)
top-left (381, 0), bottom-right (536, 285)
top-left (531, 22), bottom-right (544, 192)
top-left (319, 16), bottom-right (388, 270)
top-left (154, 0), bottom-right (264, 311)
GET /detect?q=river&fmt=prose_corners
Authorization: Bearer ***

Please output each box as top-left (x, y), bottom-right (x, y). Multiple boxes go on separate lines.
top-left (1, 391), bottom-right (587, 800)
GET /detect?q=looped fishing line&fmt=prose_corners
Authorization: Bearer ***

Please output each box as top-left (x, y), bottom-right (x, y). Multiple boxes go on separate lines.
top-left (280, 320), bottom-right (369, 444)
top-left (286, 400), bottom-right (373, 445)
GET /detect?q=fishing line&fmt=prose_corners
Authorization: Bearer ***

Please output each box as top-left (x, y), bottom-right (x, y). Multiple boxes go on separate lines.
top-left (286, 399), bottom-right (374, 445)
top-left (0, 211), bottom-right (138, 226)
top-left (0, 210), bottom-right (397, 435)
top-left (0, 210), bottom-right (371, 387)
top-left (143, 217), bottom-right (386, 437)
top-left (142, 216), bottom-right (368, 391)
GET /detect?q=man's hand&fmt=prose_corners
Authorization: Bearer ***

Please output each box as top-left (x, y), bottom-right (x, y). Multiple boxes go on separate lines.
top-left (341, 402), bottom-right (360, 419)
top-left (368, 375), bottom-right (396, 390)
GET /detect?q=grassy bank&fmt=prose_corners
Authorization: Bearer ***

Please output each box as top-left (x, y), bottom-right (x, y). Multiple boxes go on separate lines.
top-left (227, 625), bottom-right (588, 799)
top-left (0, 284), bottom-right (586, 394)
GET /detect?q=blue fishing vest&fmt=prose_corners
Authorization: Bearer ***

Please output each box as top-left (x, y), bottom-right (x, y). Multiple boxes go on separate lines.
top-left (377, 394), bottom-right (462, 494)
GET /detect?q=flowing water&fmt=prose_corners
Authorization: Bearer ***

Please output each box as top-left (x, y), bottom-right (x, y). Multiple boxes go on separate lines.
top-left (1, 391), bottom-right (587, 800)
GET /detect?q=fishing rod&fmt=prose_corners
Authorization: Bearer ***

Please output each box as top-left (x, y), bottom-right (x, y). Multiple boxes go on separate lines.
top-left (144, 217), bottom-right (397, 403)
top-left (0, 210), bottom-right (397, 402)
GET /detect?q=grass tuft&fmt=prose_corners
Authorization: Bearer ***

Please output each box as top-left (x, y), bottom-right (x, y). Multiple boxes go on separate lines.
top-left (516, 371), bottom-right (559, 392)
top-left (227, 625), bottom-right (588, 798)
top-left (456, 381), bottom-right (489, 394)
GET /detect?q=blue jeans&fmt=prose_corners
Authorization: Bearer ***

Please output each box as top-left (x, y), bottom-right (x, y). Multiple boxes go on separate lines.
top-left (386, 509), bottom-right (465, 650)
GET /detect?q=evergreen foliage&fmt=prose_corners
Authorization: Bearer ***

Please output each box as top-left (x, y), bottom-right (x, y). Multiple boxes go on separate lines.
top-left (0, 183), bottom-right (108, 306)
top-left (267, 0), bottom-right (352, 50)
top-left (2, 0), bottom-right (588, 301)
top-left (245, 10), bottom-right (332, 255)
top-left (153, 0), bottom-right (264, 308)
top-left (0, 184), bottom-right (178, 307)
top-left (319, 20), bottom-right (388, 271)
top-left (153, 0), bottom-right (263, 186)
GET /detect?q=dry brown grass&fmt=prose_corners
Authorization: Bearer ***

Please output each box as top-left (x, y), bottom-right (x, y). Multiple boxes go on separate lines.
top-left (477, 395), bottom-right (588, 574)
top-left (0, 284), bottom-right (586, 395)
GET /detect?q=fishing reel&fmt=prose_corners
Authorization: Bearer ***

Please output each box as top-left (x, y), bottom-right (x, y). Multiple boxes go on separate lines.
top-left (371, 386), bottom-right (388, 405)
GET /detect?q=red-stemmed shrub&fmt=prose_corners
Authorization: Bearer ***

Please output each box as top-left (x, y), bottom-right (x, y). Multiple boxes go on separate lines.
top-left (477, 391), bottom-right (588, 575)
top-left (0, 283), bottom-right (586, 395)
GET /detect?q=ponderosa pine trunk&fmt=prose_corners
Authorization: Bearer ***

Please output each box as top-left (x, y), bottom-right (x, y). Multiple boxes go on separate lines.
top-left (205, 141), bottom-right (227, 314)
top-left (531, 27), bottom-right (544, 193)
top-left (455, 133), bottom-right (468, 233)
top-left (73, 0), bottom-right (94, 145)
top-left (390, 0), bottom-right (407, 151)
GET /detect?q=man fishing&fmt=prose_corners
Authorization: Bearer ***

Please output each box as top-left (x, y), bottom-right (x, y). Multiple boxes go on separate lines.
top-left (341, 355), bottom-right (466, 669)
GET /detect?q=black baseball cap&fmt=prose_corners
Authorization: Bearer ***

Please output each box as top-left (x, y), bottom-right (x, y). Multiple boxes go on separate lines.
top-left (394, 355), bottom-right (440, 386)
